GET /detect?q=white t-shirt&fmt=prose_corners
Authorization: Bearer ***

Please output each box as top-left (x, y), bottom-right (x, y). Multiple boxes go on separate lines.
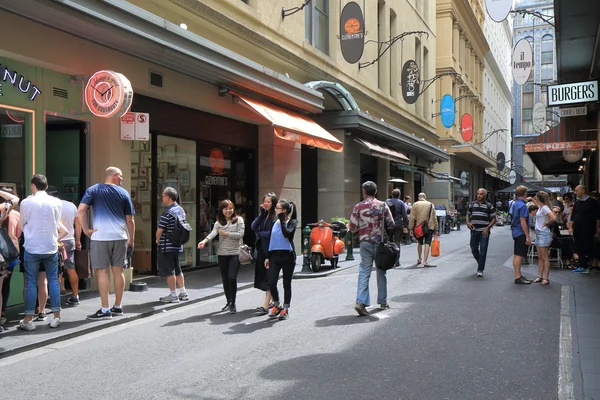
top-left (60, 199), bottom-right (78, 242)
top-left (535, 205), bottom-right (551, 232)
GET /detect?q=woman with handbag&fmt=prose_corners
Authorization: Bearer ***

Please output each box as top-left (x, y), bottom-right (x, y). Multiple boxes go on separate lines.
top-left (264, 199), bottom-right (297, 321)
top-left (251, 192), bottom-right (278, 315)
top-left (0, 188), bottom-right (20, 332)
top-left (198, 199), bottom-right (245, 314)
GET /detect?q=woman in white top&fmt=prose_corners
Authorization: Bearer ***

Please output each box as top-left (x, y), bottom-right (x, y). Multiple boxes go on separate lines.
top-left (198, 199), bottom-right (245, 314)
top-left (527, 191), bottom-right (557, 285)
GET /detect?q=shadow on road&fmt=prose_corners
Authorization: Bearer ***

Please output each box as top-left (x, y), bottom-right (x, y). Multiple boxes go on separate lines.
top-left (314, 308), bottom-right (386, 327)
top-left (161, 309), bottom-right (260, 328)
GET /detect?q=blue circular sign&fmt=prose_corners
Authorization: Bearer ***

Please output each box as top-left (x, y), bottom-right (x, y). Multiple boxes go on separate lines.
top-left (440, 94), bottom-right (455, 128)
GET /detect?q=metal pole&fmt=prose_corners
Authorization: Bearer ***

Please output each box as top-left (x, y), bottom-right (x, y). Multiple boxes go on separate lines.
top-left (345, 231), bottom-right (355, 261)
top-left (301, 225), bottom-right (312, 272)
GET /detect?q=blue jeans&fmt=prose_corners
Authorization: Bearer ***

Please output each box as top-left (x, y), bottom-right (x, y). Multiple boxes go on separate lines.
top-left (356, 241), bottom-right (387, 306)
top-left (470, 231), bottom-right (490, 272)
top-left (24, 251), bottom-right (61, 316)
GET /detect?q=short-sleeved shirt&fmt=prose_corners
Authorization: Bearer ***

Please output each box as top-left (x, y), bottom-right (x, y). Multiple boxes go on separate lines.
top-left (510, 199), bottom-right (529, 238)
top-left (467, 201), bottom-right (496, 232)
top-left (571, 197), bottom-right (600, 234)
top-left (60, 199), bottom-right (78, 242)
top-left (80, 183), bottom-right (134, 241)
top-left (348, 197), bottom-right (395, 243)
top-left (158, 203), bottom-right (185, 253)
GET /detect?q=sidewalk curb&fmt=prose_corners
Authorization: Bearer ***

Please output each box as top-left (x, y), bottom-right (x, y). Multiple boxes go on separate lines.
top-left (293, 261), bottom-right (359, 279)
top-left (0, 283), bottom-right (254, 360)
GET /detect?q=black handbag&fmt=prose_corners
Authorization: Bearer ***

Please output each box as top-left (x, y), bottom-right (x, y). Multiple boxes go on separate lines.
top-left (0, 226), bottom-right (19, 263)
top-left (375, 203), bottom-right (399, 271)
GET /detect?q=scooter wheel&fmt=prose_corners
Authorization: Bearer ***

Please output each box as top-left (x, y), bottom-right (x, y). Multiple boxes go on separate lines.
top-left (311, 254), bottom-right (322, 272)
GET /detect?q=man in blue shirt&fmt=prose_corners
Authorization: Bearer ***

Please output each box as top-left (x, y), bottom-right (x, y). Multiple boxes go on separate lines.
top-left (510, 185), bottom-right (532, 284)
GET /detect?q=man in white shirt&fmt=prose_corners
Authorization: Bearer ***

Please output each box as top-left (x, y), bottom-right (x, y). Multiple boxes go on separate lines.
top-left (19, 175), bottom-right (64, 330)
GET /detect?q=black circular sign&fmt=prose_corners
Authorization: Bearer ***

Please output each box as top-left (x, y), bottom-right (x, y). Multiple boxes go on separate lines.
top-left (401, 60), bottom-right (420, 104)
top-left (340, 2), bottom-right (365, 64)
top-left (496, 152), bottom-right (506, 172)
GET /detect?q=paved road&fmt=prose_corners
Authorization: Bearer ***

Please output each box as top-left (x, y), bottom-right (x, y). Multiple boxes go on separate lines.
top-left (0, 227), bottom-right (562, 400)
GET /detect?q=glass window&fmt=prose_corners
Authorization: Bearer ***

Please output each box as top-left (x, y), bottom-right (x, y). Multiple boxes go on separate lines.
top-left (522, 120), bottom-right (533, 135)
top-left (305, 0), bottom-right (329, 54)
top-left (522, 108), bottom-right (533, 120)
top-left (0, 106), bottom-right (28, 201)
top-left (541, 63), bottom-right (553, 80)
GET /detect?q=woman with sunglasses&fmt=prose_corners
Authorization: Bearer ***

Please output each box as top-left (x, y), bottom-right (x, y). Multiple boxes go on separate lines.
top-left (527, 191), bottom-right (557, 285)
top-left (251, 192), bottom-right (278, 315)
top-left (198, 199), bottom-right (245, 314)
top-left (264, 199), bottom-right (297, 320)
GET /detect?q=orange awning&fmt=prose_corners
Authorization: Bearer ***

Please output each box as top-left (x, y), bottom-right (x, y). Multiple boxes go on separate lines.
top-left (234, 94), bottom-right (343, 152)
top-left (355, 138), bottom-right (410, 163)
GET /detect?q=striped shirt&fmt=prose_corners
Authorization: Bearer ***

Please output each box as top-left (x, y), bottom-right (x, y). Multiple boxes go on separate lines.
top-left (158, 203), bottom-right (186, 252)
top-left (467, 201), bottom-right (496, 232)
top-left (205, 217), bottom-right (245, 256)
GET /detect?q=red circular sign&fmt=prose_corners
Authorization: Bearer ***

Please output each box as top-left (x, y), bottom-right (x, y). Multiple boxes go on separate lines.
top-left (461, 113), bottom-right (473, 142)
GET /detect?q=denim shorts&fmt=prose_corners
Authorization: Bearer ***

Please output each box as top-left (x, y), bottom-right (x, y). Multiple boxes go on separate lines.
top-left (535, 229), bottom-right (552, 247)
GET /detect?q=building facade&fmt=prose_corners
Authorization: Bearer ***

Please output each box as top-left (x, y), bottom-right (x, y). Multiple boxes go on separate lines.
top-left (0, 0), bottom-right (448, 305)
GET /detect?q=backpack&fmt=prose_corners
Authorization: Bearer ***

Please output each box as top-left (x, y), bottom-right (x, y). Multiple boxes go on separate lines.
top-left (385, 199), bottom-right (397, 219)
top-left (168, 211), bottom-right (192, 246)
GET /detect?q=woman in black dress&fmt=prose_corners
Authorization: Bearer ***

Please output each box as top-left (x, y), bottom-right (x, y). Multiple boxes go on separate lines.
top-left (251, 192), bottom-right (278, 314)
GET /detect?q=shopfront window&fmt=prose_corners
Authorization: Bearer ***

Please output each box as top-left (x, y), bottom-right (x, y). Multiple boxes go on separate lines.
top-left (0, 106), bottom-right (29, 199)
top-left (453, 168), bottom-right (470, 218)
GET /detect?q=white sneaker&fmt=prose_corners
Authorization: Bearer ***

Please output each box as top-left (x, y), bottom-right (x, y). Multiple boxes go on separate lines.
top-left (50, 316), bottom-right (61, 328)
top-left (476, 271), bottom-right (484, 277)
top-left (18, 319), bottom-right (36, 331)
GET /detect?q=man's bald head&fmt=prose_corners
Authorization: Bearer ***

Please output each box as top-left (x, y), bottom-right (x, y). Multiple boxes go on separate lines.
top-left (104, 166), bottom-right (124, 186)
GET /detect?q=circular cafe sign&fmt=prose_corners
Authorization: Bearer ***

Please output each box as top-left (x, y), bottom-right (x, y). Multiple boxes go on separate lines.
top-left (460, 113), bottom-right (473, 142)
top-left (339, 2), bottom-right (365, 64)
top-left (440, 94), bottom-right (455, 128)
top-left (509, 169), bottom-right (517, 185)
top-left (532, 102), bottom-right (547, 133)
top-left (85, 70), bottom-right (133, 118)
top-left (562, 149), bottom-right (583, 163)
top-left (460, 171), bottom-right (469, 187)
top-left (512, 39), bottom-right (533, 86)
top-left (496, 152), bottom-right (506, 172)
top-left (401, 60), bottom-right (420, 105)
top-left (485, 0), bottom-right (513, 22)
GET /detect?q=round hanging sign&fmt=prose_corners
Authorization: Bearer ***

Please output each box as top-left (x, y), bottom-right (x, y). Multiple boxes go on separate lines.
top-left (512, 39), bottom-right (533, 86)
top-left (339, 2), bottom-right (365, 64)
top-left (460, 113), bottom-right (473, 142)
top-left (440, 94), bottom-right (455, 128)
top-left (401, 60), bottom-right (420, 104)
top-left (562, 149), bottom-right (583, 163)
top-left (509, 169), bottom-right (517, 185)
top-left (496, 152), bottom-right (506, 172)
top-left (85, 70), bottom-right (133, 118)
top-left (485, 0), bottom-right (513, 22)
top-left (460, 171), bottom-right (469, 187)
top-left (532, 102), bottom-right (547, 133)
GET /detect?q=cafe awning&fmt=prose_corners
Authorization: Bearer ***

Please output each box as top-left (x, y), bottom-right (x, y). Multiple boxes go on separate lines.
top-left (448, 144), bottom-right (496, 168)
top-left (234, 94), bottom-right (343, 152)
top-left (524, 140), bottom-right (597, 174)
top-left (355, 138), bottom-right (410, 164)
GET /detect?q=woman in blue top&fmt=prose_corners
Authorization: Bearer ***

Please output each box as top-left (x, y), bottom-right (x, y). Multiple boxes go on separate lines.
top-left (265, 199), bottom-right (297, 320)
top-left (251, 192), bottom-right (278, 315)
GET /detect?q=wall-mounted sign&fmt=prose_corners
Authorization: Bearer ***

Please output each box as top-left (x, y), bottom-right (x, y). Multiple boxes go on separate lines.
top-left (0, 124), bottom-right (23, 138)
top-left (460, 171), bottom-right (469, 187)
top-left (339, 1), bottom-right (365, 64)
top-left (120, 112), bottom-right (149, 141)
top-left (460, 113), bottom-right (473, 142)
top-left (524, 140), bottom-right (597, 152)
top-left (485, 0), bottom-right (513, 22)
top-left (0, 64), bottom-right (42, 101)
top-left (401, 60), bottom-right (420, 105)
top-left (509, 169), bottom-right (517, 185)
top-left (532, 102), bottom-right (547, 133)
top-left (547, 80), bottom-right (598, 106)
top-left (512, 39), bottom-right (533, 86)
top-left (558, 106), bottom-right (587, 117)
top-left (563, 149), bottom-right (584, 163)
top-left (85, 70), bottom-right (133, 118)
top-left (440, 94), bottom-right (455, 128)
top-left (496, 152), bottom-right (506, 172)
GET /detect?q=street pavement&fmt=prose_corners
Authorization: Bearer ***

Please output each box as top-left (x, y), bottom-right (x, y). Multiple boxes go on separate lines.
top-left (0, 225), bottom-right (597, 399)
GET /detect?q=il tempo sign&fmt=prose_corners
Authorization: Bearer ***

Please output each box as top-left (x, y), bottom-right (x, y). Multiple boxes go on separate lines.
top-left (547, 80), bottom-right (598, 106)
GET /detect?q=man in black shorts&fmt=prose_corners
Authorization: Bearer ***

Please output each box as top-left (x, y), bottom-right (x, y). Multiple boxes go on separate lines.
top-left (509, 185), bottom-right (532, 284)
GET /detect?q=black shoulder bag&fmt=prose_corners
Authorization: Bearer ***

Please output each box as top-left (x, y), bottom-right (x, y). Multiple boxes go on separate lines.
top-left (375, 203), bottom-right (399, 271)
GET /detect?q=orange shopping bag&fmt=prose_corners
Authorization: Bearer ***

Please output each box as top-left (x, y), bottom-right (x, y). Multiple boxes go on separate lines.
top-left (431, 235), bottom-right (440, 257)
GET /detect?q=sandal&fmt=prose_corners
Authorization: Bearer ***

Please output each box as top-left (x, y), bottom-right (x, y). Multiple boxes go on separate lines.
top-left (541, 279), bottom-right (550, 285)
top-left (532, 277), bottom-right (543, 283)
top-left (416, 260), bottom-right (422, 265)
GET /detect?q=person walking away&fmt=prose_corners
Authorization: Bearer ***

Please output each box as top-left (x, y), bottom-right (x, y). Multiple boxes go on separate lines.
top-left (78, 167), bottom-right (135, 320)
top-left (466, 188), bottom-right (497, 277)
top-left (404, 196), bottom-right (415, 244)
top-left (251, 192), bottom-right (278, 315)
top-left (569, 185), bottom-right (600, 274)
top-left (264, 199), bottom-right (297, 320)
top-left (408, 193), bottom-right (438, 267)
top-left (18, 174), bottom-right (64, 330)
top-left (0, 188), bottom-right (19, 332)
top-left (47, 186), bottom-right (82, 305)
top-left (510, 186), bottom-right (532, 284)
top-left (386, 189), bottom-right (408, 267)
top-left (198, 199), bottom-right (245, 314)
top-left (155, 187), bottom-right (189, 303)
top-left (348, 181), bottom-right (395, 316)
top-left (527, 191), bottom-right (557, 284)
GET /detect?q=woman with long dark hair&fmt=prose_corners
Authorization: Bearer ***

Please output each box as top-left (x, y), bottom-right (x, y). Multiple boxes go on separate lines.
top-left (251, 192), bottom-right (278, 315)
top-left (265, 199), bottom-right (297, 320)
top-left (198, 199), bottom-right (245, 314)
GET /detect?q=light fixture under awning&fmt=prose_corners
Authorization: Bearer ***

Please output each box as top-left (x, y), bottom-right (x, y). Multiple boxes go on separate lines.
top-left (355, 138), bottom-right (410, 163)
top-left (234, 94), bottom-right (343, 152)
top-left (388, 178), bottom-right (409, 183)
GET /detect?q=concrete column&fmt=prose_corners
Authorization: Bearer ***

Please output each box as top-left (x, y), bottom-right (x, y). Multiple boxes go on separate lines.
top-left (258, 126), bottom-right (302, 250)
top-left (452, 21), bottom-right (460, 64)
top-left (377, 157), bottom-right (390, 200)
